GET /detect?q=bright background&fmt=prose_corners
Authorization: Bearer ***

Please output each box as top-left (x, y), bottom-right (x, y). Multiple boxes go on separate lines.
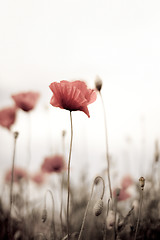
top-left (0, 0), bottom-right (160, 187)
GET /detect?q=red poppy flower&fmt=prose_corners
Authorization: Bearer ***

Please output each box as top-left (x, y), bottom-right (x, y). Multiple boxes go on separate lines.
top-left (12, 91), bottom-right (40, 112)
top-left (49, 80), bottom-right (97, 117)
top-left (0, 106), bottom-right (17, 130)
top-left (5, 167), bottom-right (27, 183)
top-left (121, 175), bottom-right (133, 190)
top-left (31, 172), bottom-right (45, 185)
top-left (41, 155), bottom-right (66, 173)
top-left (113, 188), bottom-right (131, 201)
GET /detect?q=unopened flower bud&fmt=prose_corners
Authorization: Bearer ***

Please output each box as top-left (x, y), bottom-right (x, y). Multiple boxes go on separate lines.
top-left (14, 131), bottom-right (19, 139)
top-left (93, 199), bottom-right (103, 216)
top-left (62, 130), bottom-right (66, 137)
top-left (95, 76), bottom-right (103, 92)
top-left (115, 188), bottom-right (121, 198)
top-left (94, 176), bottom-right (100, 185)
top-left (139, 177), bottom-right (145, 190)
top-left (42, 208), bottom-right (47, 222)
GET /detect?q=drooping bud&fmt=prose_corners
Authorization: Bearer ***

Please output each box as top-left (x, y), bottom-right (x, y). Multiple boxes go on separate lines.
top-left (139, 177), bottom-right (145, 190)
top-left (95, 76), bottom-right (103, 92)
top-left (42, 208), bottom-right (47, 222)
top-left (94, 176), bottom-right (100, 185)
top-left (93, 199), bottom-right (103, 216)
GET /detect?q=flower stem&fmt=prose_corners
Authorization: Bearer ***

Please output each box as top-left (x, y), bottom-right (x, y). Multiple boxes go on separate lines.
top-left (9, 131), bottom-right (19, 236)
top-left (99, 92), bottom-right (112, 199)
top-left (134, 189), bottom-right (144, 240)
top-left (114, 198), bottom-right (118, 240)
top-left (60, 131), bottom-right (66, 233)
top-left (67, 111), bottom-right (73, 240)
top-left (78, 176), bottom-right (105, 240)
top-left (44, 189), bottom-right (55, 240)
top-left (103, 198), bottom-right (111, 240)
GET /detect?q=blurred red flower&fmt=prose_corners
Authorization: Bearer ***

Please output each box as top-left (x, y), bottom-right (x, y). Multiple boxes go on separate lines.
top-left (121, 175), bottom-right (133, 190)
top-left (113, 188), bottom-right (131, 201)
top-left (0, 106), bottom-right (17, 130)
top-left (41, 155), bottom-right (66, 173)
top-left (12, 91), bottom-right (40, 112)
top-left (49, 80), bottom-right (97, 117)
top-left (31, 172), bottom-right (45, 185)
top-left (5, 167), bottom-right (27, 183)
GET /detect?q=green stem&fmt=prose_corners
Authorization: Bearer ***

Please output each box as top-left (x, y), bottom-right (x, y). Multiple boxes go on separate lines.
top-left (67, 111), bottom-right (73, 240)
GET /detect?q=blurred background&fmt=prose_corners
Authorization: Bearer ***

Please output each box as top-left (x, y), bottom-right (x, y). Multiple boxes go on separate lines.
top-left (0, 0), bottom-right (160, 188)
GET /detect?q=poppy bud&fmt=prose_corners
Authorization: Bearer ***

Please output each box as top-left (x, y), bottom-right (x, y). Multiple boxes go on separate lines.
top-left (14, 131), bottom-right (19, 139)
top-left (93, 199), bottom-right (103, 216)
top-left (95, 76), bottom-right (103, 92)
top-left (94, 176), bottom-right (100, 185)
top-left (42, 209), bottom-right (47, 222)
top-left (62, 130), bottom-right (66, 137)
top-left (115, 188), bottom-right (121, 198)
top-left (139, 177), bottom-right (145, 190)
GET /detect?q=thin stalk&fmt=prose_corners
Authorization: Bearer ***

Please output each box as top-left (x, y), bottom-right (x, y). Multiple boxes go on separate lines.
top-left (26, 112), bottom-right (31, 212)
top-left (99, 92), bottom-right (112, 199)
top-left (60, 131), bottom-right (66, 233)
top-left (67, 111), bottom-right (73, 240)
top-left (78, 176), bottom-right (105, 240)
top-left (60, 173), bottom-right (64, 232)
top-left (134, 189), bottom-right (143, 240)
top-left (103, 198), bottom-right (111, 240)
top-left (114, 198), bottom-right (118, 240)
top-left (44, 189), bottom-right (55, 240)
top-left (9, 131), bottom-right (19, 236)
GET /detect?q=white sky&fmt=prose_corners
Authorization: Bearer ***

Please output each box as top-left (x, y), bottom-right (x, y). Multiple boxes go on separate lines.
top-left (0, 0), bottom-right (160, 187)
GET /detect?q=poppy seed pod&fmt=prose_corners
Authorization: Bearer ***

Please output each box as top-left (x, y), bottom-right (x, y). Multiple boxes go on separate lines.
top-left (42, 209), bottom-right (47, 222)
top-left (93, 199), bottom-right (103, 216)
top-left (139, 177), bottom-right (145, 190)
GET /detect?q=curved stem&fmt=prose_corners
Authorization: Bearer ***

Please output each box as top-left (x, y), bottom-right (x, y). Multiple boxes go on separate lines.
top-left (99, 92), bottom-right (112, 199)
top-left (97, 176), bottom-right (105, 200)
top-left (78, 176), bottom-right (105, 240)
top-left (44, 189), bottom-right (55, 240)
top-left (9, 131), bottom-right (18, 237)
top-left (134, 189), bottom-right (143, 240)
top-left (67, 111), bottom-right (73, 240)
